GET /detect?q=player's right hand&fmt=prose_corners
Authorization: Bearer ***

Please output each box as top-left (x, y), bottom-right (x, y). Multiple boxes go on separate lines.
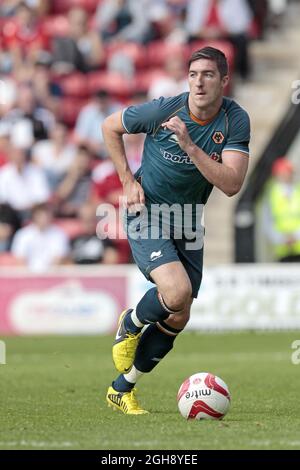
top-left (122, 179), bottom-right (145, 214)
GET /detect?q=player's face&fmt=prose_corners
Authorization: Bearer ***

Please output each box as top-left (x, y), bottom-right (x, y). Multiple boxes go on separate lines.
top-left (188, 59), bottom-right (228, 110)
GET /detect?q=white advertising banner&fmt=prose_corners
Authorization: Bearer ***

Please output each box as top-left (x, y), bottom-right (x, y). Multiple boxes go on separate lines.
top-left (0, 267), bottom-right (130, 335)
top-left (1, 265), bottom-right (300, 334)
top-left (129, 264), bottom-right (300, 331)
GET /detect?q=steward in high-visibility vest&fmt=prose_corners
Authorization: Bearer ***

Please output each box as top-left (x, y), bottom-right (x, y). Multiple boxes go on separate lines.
top-left (267, 158), bottom-right (300, 261)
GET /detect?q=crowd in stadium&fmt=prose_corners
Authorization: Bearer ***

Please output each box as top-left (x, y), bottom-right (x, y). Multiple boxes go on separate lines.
top-left (0, 0), bottom-right (288, 270)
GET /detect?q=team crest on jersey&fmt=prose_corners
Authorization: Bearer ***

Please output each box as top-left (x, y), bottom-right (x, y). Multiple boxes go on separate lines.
top-left (212, 131), bottom-right (225, 144)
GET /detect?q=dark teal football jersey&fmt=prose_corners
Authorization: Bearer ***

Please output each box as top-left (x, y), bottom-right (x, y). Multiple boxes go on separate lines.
top-left (122, 92), bottom-right (250, 207)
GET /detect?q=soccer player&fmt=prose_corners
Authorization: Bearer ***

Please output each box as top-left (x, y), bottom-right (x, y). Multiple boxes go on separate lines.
top-left (102, 47), bottom-right (250, 414)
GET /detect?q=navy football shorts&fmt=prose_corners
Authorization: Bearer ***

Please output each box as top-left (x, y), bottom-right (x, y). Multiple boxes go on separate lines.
top-left (124, 209), bottom-right (203, 298)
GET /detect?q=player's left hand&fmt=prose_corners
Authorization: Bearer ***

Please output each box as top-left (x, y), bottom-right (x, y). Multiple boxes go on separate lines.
top-left (162, 116), bottom-right (194, 153)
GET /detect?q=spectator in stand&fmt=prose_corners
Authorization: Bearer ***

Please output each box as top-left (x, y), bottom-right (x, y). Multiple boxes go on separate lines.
top-left (95, 0), bottom-right (151, 44)
top-left (1, 2), bottom-right (49, 72)
top-left (0, 139), bottom-right (50, 221)
top-left (11, 202), bottom-right (70, 271)
top-left (2, 82), bottom-right (55, 142)
top-left (123, 133), bottom-right (144, 174)
top-left (74, 90), bottom-right (120, 159)
top-left (91, 133), bottom-right (144, 208)
top-left (0, 203), bottom-right (21, 252)
top-left (0, 0), bottom-right (21, 16)
top-left (247, 0), bottom-right (268, 38)
top-left (53, 145), bottom-right (92, 218)
top-left (30, 0), bottom-right (49, 17)
top-left (31, 59), bottom-right (63, 116)
top-left (267, 0), bottom-right (288, 29)
top-left (166, 0), bottom-right (188, 15)
top-left (0, 0), bottom-right (49, 17)
top-left (0, 77), bottom-right (17, 115)
top-left (147, 3), bottom-right (186, 44)
top-left (92, 159), bottom-right (123, 208)
top-left (0, 124), bottom-right (11, 168)
top-left (70, 202), bottom-right (119, 265)
top-left (52, 7), bottom-right (104, 74)
top-left (10, 59), bottom-right (63, 117)
top-left (148, 55), bottom-right (188, 100)
top-left (185, 0), bottom-right (253, 79)
top-left (263, 158), bottom-right (300, 262)
top-left (32, 121), bottom-right (76, 190)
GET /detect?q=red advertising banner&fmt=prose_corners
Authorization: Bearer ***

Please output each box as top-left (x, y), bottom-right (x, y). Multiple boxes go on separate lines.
top-left (0, 269), bottom-right (127, 335)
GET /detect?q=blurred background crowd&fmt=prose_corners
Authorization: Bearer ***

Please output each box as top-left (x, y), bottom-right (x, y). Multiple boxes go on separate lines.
top-left (0, 0), bottom-right (291, 270)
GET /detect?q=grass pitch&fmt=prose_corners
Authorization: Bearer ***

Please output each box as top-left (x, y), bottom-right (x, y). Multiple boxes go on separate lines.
top-left (0, 332), bottom-right (300, 450)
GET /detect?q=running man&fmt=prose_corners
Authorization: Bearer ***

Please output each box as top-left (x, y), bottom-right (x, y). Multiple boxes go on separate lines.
top-left (102, 47), bottom-right (250, 414)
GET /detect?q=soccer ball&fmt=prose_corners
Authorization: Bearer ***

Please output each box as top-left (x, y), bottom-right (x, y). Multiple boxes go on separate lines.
top-left (177, 372), bottom-right (231, 420)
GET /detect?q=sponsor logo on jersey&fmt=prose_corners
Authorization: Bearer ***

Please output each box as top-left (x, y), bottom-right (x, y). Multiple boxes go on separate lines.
top-left (212, 131), bottom-right (225, 144)
top-left (163, 151), bottom-right (194, 165)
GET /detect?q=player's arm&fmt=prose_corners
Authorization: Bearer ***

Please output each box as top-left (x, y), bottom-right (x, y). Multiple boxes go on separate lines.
top-left (162, 116), bottom-right (248, 197)
top-left (189, 146), bottom-right (248, 197)
top-left (102, 110), bottom-right (145, 210)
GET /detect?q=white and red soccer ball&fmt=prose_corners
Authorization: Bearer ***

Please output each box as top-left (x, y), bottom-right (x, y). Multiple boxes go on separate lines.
top-left (177, 372), bottom-right (231, 420)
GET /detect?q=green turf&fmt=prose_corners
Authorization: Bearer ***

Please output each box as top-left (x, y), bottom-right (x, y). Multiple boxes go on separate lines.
top-left (0, 332), bottom-right (300, 450)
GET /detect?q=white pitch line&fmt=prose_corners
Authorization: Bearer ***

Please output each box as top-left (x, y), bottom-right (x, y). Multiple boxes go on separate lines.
top-left (0, 440), bottom-right (76, 448)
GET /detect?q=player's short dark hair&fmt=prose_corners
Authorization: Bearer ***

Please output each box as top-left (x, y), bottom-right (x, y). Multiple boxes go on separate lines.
top-left (188, 47), bottom-right (228, 78)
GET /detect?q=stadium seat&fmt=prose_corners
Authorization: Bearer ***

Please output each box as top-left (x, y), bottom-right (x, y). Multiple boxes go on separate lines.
top-left (60, 73), bottom-right (90, 98)
top-left (104, 73), bottom-right (135, 98)
top-left (134, 69), bottom-right (168, 94)
top-left (51, 0), bottom-right (100, 15)
top-left (60, 97), bottom-right (88, 126)
top-left (114, 239), bottom-right (131, 264)
top-left (0, 253), bottom-right (20, 266)
top-left (54, 218), bottom-right (84, 239)
top-left (105, 42), bottom-right (147, 70)
top-left (87, 71), bottom-right (108, 95)
top-left (147, 41), bottom-right (189, 68)
top-left (88, 72), bottom-right (134, 98)
top-left (42, 15), bottom-right (70, 38)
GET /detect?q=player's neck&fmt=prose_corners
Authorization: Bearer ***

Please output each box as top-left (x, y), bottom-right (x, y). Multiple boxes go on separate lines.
top-left (188, 96), bottom-right (223, 122)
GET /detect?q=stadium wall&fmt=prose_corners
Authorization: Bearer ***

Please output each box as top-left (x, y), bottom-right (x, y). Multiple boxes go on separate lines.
top-left (0, 265), bottom-right (300, 335)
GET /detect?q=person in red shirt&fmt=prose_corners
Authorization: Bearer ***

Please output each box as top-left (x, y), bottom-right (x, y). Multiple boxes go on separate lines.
top-left (2, 2), bottom-right (49, 69)
top-left (0, 126), bottom-right (10, 168)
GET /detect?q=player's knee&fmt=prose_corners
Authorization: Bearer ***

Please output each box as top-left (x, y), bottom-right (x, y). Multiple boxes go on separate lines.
top-left (168, 310), bottom-right (190, 329)
top-left (163, 282), bottom-right (192, 312)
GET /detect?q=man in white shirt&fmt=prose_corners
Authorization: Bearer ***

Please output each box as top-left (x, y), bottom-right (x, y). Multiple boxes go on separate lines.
top-left (11, 203), bottom-right (70, 272)
top-left (0, 143), bottom-right (50, 219)
top-left (148, 56), bottom-right (188, 101)
top-left (74, 90), bottom-right (120, 158)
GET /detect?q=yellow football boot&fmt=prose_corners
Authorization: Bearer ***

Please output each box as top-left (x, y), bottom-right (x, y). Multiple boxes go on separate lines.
top-left (106, 386), bottom-right (149, 415)
top-left (112, 309), bottom-right (142, 373)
